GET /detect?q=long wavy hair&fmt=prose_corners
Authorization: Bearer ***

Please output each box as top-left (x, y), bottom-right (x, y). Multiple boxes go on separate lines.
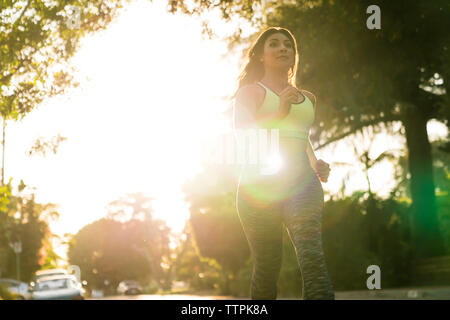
top-left (233, 27), bottom-right (300, 99)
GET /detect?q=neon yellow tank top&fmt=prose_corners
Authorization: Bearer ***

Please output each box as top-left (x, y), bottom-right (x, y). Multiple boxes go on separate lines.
top-left (256, 81), bottom-right (315, 140)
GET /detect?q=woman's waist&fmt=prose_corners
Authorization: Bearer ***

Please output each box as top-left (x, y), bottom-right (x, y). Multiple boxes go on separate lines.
top-left (277, 138), bottom-right (311, 165)
top-left (279, 138), bottom-right (308, 154)
top-left (240, 147), bottom-right (308, 166)
top-left (238, 159), bottom-right (315, 191)
top-left (239, 150), bottom-right (312, 180)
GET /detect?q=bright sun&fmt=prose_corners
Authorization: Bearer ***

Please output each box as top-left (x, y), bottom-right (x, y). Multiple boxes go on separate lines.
top-left (7, 0), bottom-right (251, 252)
top-left (65, 0), bottom-right (243, 230)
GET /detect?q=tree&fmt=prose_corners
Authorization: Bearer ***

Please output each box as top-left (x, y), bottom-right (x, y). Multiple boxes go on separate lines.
top-left (0, 0), bottom-right (129, 188)
top-left (334, 125), bottom-right (403, 252)
top-left (0, 180), bottom-right (60, 281)
top-left (105, 192), bottom-right (172, 289)
top-left (0, 0), bottom-right (129, 120)
top-left (171, 223), bottom-right (224, 291)
top-left (431, 136), bottom-right (450, 253)
top-left (67, 218), bottom-right (152, 291)
top-left (177, 0), bottom-right (450, 259)
top-left (182, 166), bottom-right (250, 294)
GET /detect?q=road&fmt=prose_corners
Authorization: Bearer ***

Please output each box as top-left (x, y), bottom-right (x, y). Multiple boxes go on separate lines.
top-left (88, 286), bottom-right (450, 300)
top-left (88, 293), bottom-right (242, 300)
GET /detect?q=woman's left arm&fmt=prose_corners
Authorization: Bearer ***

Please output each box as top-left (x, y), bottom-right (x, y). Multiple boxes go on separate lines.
top-left (306, 138), bottom-right (318, 171)
top-left (303, 90), bottom-right (330, 182)
top-left (302, 90), bottom-right (318, 170)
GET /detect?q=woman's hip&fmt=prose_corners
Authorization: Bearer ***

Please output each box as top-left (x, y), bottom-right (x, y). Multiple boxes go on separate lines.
top-left (237, 157), bottom-right (322, 210)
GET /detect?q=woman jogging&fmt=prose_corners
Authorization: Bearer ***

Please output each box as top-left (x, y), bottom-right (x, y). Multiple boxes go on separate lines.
top-left (233, 27), bottom-right (335, 300)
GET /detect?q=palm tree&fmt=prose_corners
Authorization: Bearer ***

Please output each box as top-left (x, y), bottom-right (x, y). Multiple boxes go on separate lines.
top-left (332, 126), bottom-right (404, 252)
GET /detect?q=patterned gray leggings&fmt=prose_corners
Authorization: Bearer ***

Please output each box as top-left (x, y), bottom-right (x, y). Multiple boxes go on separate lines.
top-left (236, 155), bottom-right (335, 300)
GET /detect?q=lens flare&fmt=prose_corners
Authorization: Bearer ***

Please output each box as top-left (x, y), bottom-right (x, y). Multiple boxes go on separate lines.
top-left (238, 153), bottom-right (316, 209)
top-left (260, 153), bottom-right (283, 175)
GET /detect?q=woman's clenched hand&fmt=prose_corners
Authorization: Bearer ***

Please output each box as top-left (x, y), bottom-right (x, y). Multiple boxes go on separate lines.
top-left (313, 159), bottom-right (330, 183)
top-left (278, 85), bottom-right (300, 116)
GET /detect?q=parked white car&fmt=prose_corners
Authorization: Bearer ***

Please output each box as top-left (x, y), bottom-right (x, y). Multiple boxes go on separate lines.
top-left (31, 275), bottom-right (85, 300)
top-left (34, 268), bottom-right (69, 282)
top-left (29, 268), bottom-right (69, 292)
top-left (0, 278), bottom-right (31, 300)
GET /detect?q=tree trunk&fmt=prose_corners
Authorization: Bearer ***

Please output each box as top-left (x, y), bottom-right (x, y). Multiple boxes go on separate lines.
top-left (1, 118), bottom-right (5, 186)
top-left (366, 194), bottom-right (379, 254)
top-left (403, 113), bottom-right (445, 259)
top-left (224, 272), bottom-right (231, 295)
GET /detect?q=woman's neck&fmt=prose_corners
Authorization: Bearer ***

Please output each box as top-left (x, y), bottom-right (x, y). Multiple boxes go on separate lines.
top-left (260, 69), bottom-right (290, 92)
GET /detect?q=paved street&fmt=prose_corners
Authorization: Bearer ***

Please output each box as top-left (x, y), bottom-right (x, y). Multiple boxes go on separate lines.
top-left (88, 286), bottom-right (450, 300)
top-left (88, 293), bottom-right (240, 300)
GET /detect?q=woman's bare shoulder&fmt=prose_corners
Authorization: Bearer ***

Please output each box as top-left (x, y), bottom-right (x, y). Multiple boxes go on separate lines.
top-left (236, 83), bottom-right (266, 108)
top-left (237, 83), bottom-right (265, 97)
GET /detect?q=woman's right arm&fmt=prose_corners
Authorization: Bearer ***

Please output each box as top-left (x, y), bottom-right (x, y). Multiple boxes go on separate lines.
top-left (233, 85), bottom-right (259, 130)
top-left (233, 84), bottom-right (287, 131)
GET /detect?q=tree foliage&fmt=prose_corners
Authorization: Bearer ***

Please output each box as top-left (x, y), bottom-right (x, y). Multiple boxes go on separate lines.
top-left (67, 218), bottom-right (151, 290)
top-left (0, 179), bottom-right (60, 282)
top-left (0, 0), bottom-right (129, 120)
top-left (68, 192), bottom-right (171, 291)
top-left (172, 223), bottom-right (227, 292)
top-left (182, 165), bottom-right (250, 294)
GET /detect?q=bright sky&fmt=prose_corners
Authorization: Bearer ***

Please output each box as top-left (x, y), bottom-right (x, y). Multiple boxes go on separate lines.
top-left (6, 0), bottom-right (448, 261)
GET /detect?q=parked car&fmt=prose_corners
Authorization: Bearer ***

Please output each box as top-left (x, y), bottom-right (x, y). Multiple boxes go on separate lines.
top-left (34, 268), bottom-right (68, 282)
top-left (30, 275), bottom-right (85, 300)
top-left (116, 280), bottom-right (143, 295)
top-left (29, 268), bottom-right (69, 292)
top-left (0, 278), bottom-right (31, 300)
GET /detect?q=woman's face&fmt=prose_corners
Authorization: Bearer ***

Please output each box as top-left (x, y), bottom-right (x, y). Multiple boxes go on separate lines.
top-left (261, 32), bottom-right (295, 71)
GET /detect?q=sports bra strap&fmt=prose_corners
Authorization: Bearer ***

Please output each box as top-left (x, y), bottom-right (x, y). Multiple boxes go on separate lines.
top-left (257, 81), bottom-right (270, 91)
